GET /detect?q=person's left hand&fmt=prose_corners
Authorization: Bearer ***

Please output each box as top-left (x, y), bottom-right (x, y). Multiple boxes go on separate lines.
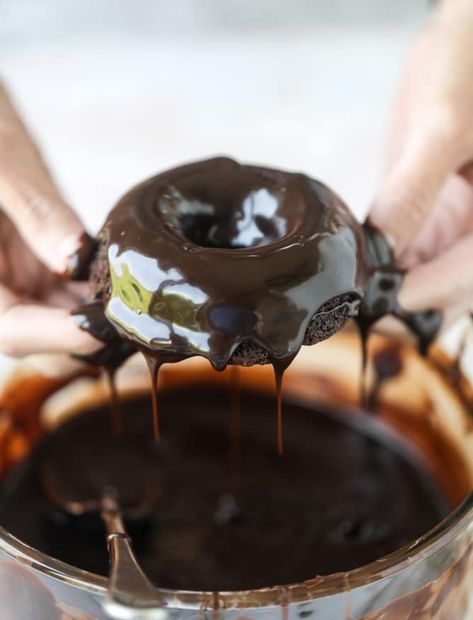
top-left (0, 81), bottom-right (100, 357)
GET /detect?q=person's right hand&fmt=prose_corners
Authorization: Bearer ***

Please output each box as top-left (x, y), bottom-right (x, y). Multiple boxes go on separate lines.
top-left (0, 81), bottom-right (100, 357)
top-left (369, 0), bottom-right (473, 323)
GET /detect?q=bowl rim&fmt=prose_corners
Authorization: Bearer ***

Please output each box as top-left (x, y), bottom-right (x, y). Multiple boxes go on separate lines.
top-left (0, 494), bottom-right (471, 609)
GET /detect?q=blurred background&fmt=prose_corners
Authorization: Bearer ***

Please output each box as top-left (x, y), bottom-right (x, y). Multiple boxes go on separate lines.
top-left (0, 0), bottom-right (429, 230)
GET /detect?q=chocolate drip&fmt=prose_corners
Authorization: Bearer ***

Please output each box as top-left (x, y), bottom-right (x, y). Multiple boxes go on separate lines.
top-left (272, 356), bottom-right (294, 456)
top-left (367, 343), bottom-right (404, 412)
top-left (358, 324), bottom-right (369, 409)
top-left (274, 366), bottom-right (284, 456)
top-left (104, 367), bottom-right (123, 439)
top-left (145, 356), bottom-right (162, 442)
top-left (229, 366), bottom-right (241, 481)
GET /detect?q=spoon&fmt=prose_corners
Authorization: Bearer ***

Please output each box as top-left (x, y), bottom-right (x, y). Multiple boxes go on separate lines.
top-left (41, 448), bottom-right (168, 620)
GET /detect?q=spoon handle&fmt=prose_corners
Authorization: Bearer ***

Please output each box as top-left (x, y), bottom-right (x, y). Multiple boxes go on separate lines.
top-left (101, 494), bottom-right (168, 620)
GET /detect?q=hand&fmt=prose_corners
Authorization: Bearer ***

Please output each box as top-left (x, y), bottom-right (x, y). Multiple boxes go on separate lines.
top-left (0, 81), bottom-right (100, 357)
top-left (369, 0), bottom-right (473, 322)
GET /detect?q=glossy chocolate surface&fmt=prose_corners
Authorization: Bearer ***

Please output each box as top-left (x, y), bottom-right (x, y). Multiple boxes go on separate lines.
top-left (97, 157), bottom-right (365, 370)
top-left (77, 158), bottom-right (441, 377)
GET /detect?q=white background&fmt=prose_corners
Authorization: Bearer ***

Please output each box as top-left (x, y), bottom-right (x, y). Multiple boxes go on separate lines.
top-left (1, 0), bottom-right (428, 230)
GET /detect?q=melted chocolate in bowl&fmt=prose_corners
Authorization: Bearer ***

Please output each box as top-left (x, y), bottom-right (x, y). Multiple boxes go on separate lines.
top-left (0, 381), bottom-right (450, 592)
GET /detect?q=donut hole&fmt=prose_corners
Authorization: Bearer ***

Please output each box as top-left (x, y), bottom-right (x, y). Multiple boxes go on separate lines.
top-left (162, 189), bottom-right (290, 250)
top-left (158, 163), bottom-right (297, 249)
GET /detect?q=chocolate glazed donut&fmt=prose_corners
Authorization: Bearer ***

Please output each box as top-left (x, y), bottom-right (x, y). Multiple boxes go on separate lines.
top-left (78, 157), bottom-right (441, 371)
top-left (85, 158), bottom-right (368, 369)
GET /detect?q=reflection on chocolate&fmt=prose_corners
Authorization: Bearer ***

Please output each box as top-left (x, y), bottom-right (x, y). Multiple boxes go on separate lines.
top-left (0, 385), bottom-right (449, 591)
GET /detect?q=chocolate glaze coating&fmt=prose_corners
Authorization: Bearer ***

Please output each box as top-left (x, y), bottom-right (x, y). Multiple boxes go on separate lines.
top-left (88, 157), bottom-right (365, 369)
top-left (77, 158), bottom-right (441, 372)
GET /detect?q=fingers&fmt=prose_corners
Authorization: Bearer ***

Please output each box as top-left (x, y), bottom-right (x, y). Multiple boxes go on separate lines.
top-left (399, 231), bottom-right (473, 323)
top-left (0, 83), bottom-right (100, 357)
top-left (0, 211), bottom-right (55, 298)
top-left (370, 11), bottom-right (473, 260)
top-left (0, 81), bottom-right (85, 274)
top-left (0, 301), bottom-right (102, 358)
top-left (42, 281), bottom-right (91, 309)
top-left (0, 281), bottom-right (101, 357)
top-left (401, 173), bottom-right (473, 266)
top-left (370, 117), bottom-right (465, 259)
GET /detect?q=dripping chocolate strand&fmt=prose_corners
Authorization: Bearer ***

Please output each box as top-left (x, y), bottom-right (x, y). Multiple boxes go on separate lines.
top-left (145, 356), bottom-right (162, 442)
top-left (357, 323), bottom-right (370, 410)
top-left (368, 344), bottom-right (404, 413)
top-left (273, 365), bottom-right (285, 456)
top-left (104, 367), bottom-right (123, 438)
top-left (229, 365), bottom-right (242, 477)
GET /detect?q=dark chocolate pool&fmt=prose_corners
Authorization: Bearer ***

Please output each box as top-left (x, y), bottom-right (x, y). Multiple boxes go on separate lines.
top-left (0, 383), bottom-right (449, 592)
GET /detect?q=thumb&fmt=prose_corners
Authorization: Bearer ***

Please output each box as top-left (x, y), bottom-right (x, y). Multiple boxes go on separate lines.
top-left (0, 81), bottom-right (85, 274)
top-left (370, 119), bottom-right (464, 259)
